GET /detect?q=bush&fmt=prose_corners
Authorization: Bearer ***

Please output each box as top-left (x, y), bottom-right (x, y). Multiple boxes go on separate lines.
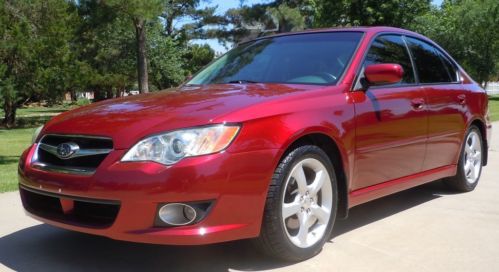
top-left (76, 98), bottom-right (91, 106)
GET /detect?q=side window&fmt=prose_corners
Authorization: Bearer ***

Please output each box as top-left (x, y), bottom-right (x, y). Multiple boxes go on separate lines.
top-left (406, 37), bottom-right (453, 83)
top-left (438, 52), bottom-right (458, 82)
top-left (364, 35), bottom-right (415, 85)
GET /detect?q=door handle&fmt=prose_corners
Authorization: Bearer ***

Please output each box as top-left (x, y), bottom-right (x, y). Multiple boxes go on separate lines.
top-left (457, 94), bottom-right (466, 105)
top-left (411, 98), bottom-right (425, 110)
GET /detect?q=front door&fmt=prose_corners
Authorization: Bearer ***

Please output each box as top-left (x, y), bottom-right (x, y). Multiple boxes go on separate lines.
top-left (351, 34), bottom-right (428, 190)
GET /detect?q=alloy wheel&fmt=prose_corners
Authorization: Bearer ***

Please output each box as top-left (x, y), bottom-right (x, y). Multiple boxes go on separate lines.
top-left (281, 158), bottom-right (333, 248)
top-left (463, 130), bottom-right (482, 184)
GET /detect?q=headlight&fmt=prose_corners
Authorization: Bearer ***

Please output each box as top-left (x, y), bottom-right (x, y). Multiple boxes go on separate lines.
top-left (32, 125), bottom-right (44, 144)
top-left (121, 124), bottom-right (240, 165)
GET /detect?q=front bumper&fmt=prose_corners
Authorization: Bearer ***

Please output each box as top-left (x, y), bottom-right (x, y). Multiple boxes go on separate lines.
top-left (18, 144), bottom-right (279, 245)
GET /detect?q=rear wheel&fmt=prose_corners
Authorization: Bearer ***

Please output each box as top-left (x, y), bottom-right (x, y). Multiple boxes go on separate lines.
top-left (444, 126), bottom-right (483, 192)
top-left (255, 145), bottom-right (338, 261)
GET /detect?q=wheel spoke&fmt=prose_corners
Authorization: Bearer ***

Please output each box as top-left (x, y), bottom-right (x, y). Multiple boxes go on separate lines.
top-left (297, 212), bottom-right (309, 245)
top-left (473, 151), bottom-right (481, 161)
top-left (464, 160), bottom-right (472, 173)
top-left (308, 170), bottom-right (325, 196)
top-left (282, 201), bottom-right (301, 219)
top-left (471, 134), bottom-right (480, 151)
top-left (292, 163), bottom-right (308, 194)
top-left (469, 164), bottom-right (477, 180)
top-left (465, 143), bottom-right (472, 155)
top-left (311, 204), bottom-right (329, 224)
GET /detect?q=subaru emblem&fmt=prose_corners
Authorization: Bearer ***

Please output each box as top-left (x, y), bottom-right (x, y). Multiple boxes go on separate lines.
top-left (56, 142), bottom-right (80, 159)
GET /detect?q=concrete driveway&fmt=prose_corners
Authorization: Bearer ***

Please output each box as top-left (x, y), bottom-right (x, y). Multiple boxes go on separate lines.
top-left (1, 123), bottom-right (497, 272)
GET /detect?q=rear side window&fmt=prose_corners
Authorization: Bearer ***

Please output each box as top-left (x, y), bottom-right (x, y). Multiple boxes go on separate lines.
top-left (438, 52), bottom-right (458, 82)
top-left (364, 35), bottom-right (415, 85)
top-left (406, 37), bottom-right (454, 84)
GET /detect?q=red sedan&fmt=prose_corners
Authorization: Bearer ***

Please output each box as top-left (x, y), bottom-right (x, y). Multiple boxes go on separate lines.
top-left (18, 27), bottom-right (491, 261)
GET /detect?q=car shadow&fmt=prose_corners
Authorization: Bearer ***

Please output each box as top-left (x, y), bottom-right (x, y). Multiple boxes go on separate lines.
top-left (0, 181), bottom-right (450, 272)
top-left (0, 156), bottom-right (19, 165)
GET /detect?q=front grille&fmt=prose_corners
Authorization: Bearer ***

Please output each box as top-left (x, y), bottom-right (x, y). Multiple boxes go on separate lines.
top-left (20, 186), bottom-right (120, 228)
top-left (33, 134), bottom-right (113, 175)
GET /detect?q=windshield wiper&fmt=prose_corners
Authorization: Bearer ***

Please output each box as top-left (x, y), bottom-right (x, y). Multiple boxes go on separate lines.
top-left (226, 80), bottom-right (260, 84)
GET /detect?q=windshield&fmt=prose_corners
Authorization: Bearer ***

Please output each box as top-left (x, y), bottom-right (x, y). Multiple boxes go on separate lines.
top-left (188, 32), bottom-right (363, 86)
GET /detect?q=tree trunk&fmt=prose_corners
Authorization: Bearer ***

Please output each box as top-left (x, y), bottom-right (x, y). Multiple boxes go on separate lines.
top-left (93, 87), bottom-right (106, 102)
top-left (2, 99), bottom-right (17, 128)
top-left (70, 90), bottom-right (77, 101)
top-left (166, 17), bottom-right (174, 37)
top-left (106, 88), bottom-right (114, 99)
top-left (134, 18), bottom-right (149, 94)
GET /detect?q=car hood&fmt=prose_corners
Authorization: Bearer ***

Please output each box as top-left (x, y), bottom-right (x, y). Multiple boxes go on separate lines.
top-left (42, 84), bottom-right (322, 149)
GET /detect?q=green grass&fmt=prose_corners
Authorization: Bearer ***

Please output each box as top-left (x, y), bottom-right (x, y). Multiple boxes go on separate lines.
top-left (489, 95), bottom-right (499, 122)
top-left (0, 127), bottom-right (36, 192)
top-left (0, 105), bottom-right (72, 192)
top-left (17, 106), bottom-right (68, 116)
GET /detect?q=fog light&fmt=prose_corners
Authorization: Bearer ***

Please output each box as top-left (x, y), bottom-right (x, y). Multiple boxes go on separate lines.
top-left (158, 203), bottom-right (197, 226)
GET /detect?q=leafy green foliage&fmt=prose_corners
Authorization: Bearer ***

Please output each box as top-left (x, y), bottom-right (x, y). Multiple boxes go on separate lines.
top-left (75, 0), bottom-right (137, 99)
top-left (148, 22), bottom-right (186, 90)
top-left (0, 0), bottom-right (76, 127)
top-left (411, 0), bottom-right (499, 85)
top-left (1, 0), bottom-right (498, 128)
top-left (315, 0), bottom-right (431, 28)
top-left (183, 44), bottom-right (215, 77)
top-left (203, 1), bottom-right (314, 45)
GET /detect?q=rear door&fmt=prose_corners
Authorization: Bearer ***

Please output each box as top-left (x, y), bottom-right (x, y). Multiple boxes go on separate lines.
top-left (405, 37), bottom-right (466, 171)
top-left (352, 34), bottom-right (428, 190)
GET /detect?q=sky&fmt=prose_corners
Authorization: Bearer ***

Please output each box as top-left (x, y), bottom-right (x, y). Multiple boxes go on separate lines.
top-left (191, 0), bottom-right (444, 53)
top-left (189, 0), bottom-right (270, 53)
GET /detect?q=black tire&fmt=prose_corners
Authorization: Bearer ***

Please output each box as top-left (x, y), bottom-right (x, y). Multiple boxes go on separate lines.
top-left (443, 126), bottom-right (483, 192)
top-left (255, 145), bottom-right (338, 261)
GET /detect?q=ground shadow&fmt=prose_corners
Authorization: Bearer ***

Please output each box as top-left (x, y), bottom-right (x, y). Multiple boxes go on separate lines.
top-left (0, 156), bottom-right (19, 165)
top-left (0, 181), bottom-right (449, 272)
top-left (331, 181), bottom-right (448, 238)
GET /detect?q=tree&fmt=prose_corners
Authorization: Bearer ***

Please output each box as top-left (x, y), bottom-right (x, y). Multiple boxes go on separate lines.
top-left (147, 0), bottom-right (218, 90)
top-left (106, 0), bottom-right (165, 94)
top-left (314, 0), bottom-right (431, 28)
top-left (411, 0), bottom-right (499, 85)
top-left (183, 44), bottom-right (215, 75)
top-left (147, 21), bottom-right (186, 90)
top-left (204, 1), bottom-right (313, 45)
top-left (74, 0), bottom-right (137, 100)
top-left (0, 0), bottom-right (76, 127)
top-left (161, 0), bottom-right (223, 39)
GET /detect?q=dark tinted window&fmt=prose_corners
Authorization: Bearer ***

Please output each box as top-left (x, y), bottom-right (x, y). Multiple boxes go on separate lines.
top-left (364, 35), bottom-right (415, 84)
top-left (188, 32), bottom-right (363, 85)
top-left (406, 37), bottom-right (453, 83)
top-left (438, 52), bottom-right (458, 82)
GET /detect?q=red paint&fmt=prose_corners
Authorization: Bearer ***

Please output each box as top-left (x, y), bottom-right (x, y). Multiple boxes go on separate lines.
top-left (19, 26), bottom-right (490, 245)
top-left (364, 63), bottom-right (404, 85)
top-left (59, 199), bottom-right (74, 214)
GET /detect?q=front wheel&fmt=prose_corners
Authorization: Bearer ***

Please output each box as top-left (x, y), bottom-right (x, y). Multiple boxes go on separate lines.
top-left (444, 126), bottom-right (483, 192)
top-left (255, 145), bottom-right (338, 261)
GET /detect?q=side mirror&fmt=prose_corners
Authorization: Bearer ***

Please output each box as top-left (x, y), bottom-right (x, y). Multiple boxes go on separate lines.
top-left (364, 63), bottom-right (404, 86)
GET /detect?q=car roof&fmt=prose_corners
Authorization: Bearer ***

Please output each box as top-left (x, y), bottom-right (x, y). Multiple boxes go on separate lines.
top-left (248, 26), bottom-right (427, 42)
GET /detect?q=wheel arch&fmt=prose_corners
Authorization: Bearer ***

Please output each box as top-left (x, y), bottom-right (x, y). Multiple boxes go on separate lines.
top-left (469, 118), bottom-right (488, 166)
top-left (278, 131), bottom-right (350, 219)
